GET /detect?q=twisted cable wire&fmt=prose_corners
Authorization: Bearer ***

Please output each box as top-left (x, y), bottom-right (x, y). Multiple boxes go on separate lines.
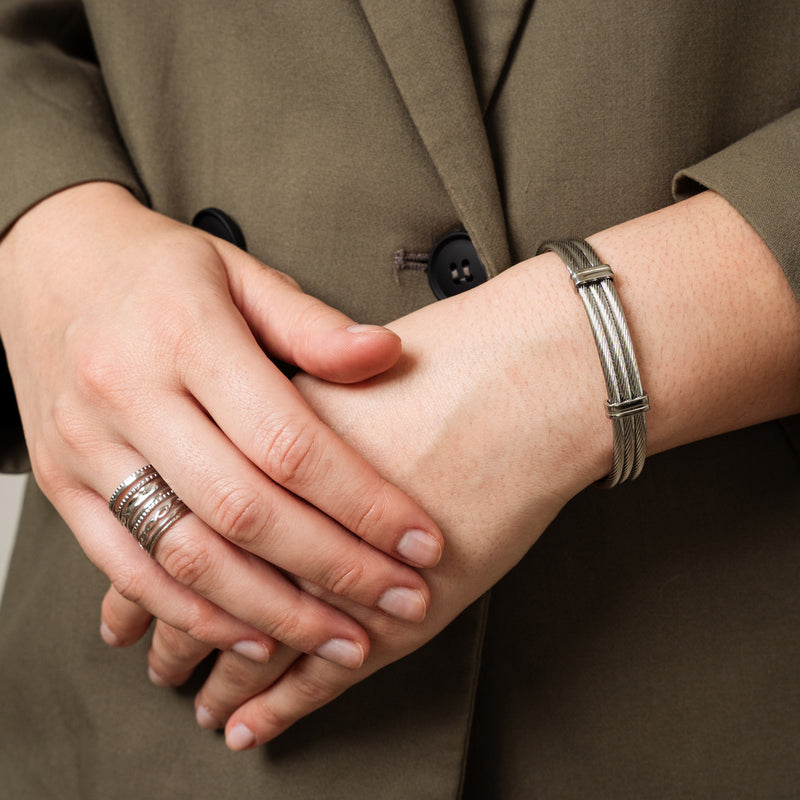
top-left (537, 239), bottom-right (649, 486)
top-left (593, 281), bottom-right (641, 482)
top-left (581, 283), bottom-right (625, 486)
top-left (598, 280), bottom-right (647, 479)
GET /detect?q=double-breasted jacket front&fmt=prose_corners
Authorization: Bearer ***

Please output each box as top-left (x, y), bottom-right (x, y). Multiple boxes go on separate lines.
top-left (1, 2), bottom-right (799, 797)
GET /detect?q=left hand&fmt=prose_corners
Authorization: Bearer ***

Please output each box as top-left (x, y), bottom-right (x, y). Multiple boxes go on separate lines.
top-left (0, 182), bottom-right (445, 666)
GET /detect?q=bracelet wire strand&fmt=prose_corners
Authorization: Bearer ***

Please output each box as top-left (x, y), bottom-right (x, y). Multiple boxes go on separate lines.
top-left (537, 238), bottom-right (649, 487)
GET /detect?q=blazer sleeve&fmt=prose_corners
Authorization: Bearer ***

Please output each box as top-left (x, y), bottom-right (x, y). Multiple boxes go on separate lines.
top-left (0, 0), bottom-right (145, 472)
top-left (673, 107), bottom-right (800, 303)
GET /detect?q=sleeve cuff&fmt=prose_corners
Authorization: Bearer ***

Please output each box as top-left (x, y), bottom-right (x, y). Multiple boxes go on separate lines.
top-left (673, 108), bottom-right (800, 302)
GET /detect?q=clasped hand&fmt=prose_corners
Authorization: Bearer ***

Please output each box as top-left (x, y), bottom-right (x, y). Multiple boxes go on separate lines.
top-left (0, 182), bottom-right (446, 673)
top-left (9, 186), bottom-right (797, 750)
top-left (98, 243), bottom-right (609, 749)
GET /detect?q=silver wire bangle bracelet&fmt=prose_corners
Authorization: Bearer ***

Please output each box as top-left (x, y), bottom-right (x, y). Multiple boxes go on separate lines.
top-left (537, 238), bottom-right (650, 487)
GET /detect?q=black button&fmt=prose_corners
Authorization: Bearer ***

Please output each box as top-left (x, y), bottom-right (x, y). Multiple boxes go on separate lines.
top-left (427, 231), bottom-right (488, 300)
top-left (192, 207), bottom-right (247, 250)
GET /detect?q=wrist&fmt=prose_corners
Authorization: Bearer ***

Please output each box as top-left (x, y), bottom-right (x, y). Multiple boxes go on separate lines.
top-left (0, 181), bottom-right (141, 338)
top-left (464, 253), bottom-right (615, 494)
top-left (1, 181), bottom-right (137, 249)
top-left (586, 191), bottom-right (800, 456)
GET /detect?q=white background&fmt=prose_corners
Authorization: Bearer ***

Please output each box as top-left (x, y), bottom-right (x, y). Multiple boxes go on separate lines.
top-left (0, 474), bottom-right (26, 597)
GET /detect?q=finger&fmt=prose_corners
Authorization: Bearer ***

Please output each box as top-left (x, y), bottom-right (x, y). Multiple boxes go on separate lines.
top-left (66, 486), bottom-right (370, 668)
top-left (193, 647), bottom-right (301, 731)
top-left (146, 618), bottom-right (216, 688)
top-left (99, 578), bottom-right (273, 675)
top-left (100, 584), bottom-right (153, 647)
top-left (86, 511), bottom-right (277, 655)
top-left (223, 654), bottom-right (357, 750)
top-left (118, 394), bottom-right (433, 619)
top-left (219, 241), bottom-right (402, 383)
top-left (169, 306), bottom-right (443, 570)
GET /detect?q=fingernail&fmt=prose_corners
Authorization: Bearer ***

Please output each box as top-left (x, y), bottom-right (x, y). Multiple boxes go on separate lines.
top-left (148, 666), bottom-right (172, 688)
top-left (396, 529), bottom-right (443, 568)
top-left (315, 638), bottom-right (365, 669)
top-left (232, 640), bottom-right (271, 662)
top-left (377, 587), bottom-right (428, 623)
top-left (196, 704), bottom-right (222, 730)
top-left (100, 622), bottom-right (121, 646)
top-left (226, 723), bottom-right (256, 751)
top-left (346, 324), bottom-right (391, 334)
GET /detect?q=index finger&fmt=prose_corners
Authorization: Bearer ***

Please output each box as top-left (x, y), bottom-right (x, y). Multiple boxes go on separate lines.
top-left (178, 280), bottom-right (444, 569)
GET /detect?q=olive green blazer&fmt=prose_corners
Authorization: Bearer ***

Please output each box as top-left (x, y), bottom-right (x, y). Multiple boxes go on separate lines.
top-left (1, 2), bottom-right (799, 797)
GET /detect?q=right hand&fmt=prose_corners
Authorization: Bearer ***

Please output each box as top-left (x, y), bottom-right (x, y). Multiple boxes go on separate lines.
top-left (0, 181), bottom-right (444, 668)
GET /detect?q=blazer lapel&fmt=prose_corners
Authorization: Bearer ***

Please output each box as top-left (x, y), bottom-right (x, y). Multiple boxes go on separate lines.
top-left (456, 0), bottom-right (534, 112)
top-left (359, 0), bottom-right (511, 277)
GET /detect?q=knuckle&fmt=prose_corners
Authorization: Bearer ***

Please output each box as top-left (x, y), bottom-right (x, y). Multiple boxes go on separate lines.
top-left (156, 622), bottom-right (202, 661)
top-left (264, 604), bottom-right (307, 650)
top-left (216, 653), bottom-right (266, 693)
top-left (168, 315), bottom-right (213, 381)
top-left (325, 558), bottom-right (367, 599)
top-left (261, 418), bottom-right (322, 487)
top-left (268, 268), bottom-right (302, 292)
top-left (50, 398), bottom-right (93, 452)
top-left (352, 483), bottom-right (392, 541)
top-left (292, 299), bottom-right (332, 334)
top-left (291, 668), bottom-right (340, 706)
top-left (111, 568), bottom-right (147, 607)
top-left (168, 320), bottom-right (201, 366)
top-left (160, 543), bottom-right (213, 590)
top-left (254, 699), bottom-right (294, 735)
top-left (363, 608), bottom-right (408, 641)
top-left (210, 485), bottom-right (266, 547)
top-left (173, 602), bottom-right (222, 647)
top-left (73, 345), bottom-right (125, 405)
top-left (29, 445), bottom-right (63, 495)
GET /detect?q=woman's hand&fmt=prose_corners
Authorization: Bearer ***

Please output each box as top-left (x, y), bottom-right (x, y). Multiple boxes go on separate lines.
top-left (103, 242), bottom-right (611, 737)
top-left (0, 181), bottom-right (445, 668)
top-left (102, 190), bottom-right (800, 746)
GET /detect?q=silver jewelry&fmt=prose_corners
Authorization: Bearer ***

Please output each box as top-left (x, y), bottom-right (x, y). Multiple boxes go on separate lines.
top-left (537, 239), bottom-right (650, 487)
top-left (109, 465), bottom-right (189, 555)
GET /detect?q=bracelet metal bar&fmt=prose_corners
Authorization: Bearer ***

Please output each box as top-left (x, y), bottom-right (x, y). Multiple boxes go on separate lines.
top-left (571, 264), bottom-right (614, 288)
top-left (607, 395), bottom-right (651, 419)
top-left (537, 238), bottom-right (649, 486)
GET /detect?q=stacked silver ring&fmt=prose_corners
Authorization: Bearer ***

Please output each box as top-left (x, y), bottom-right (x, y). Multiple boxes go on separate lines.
top-left (109, 465), bottom-right (189, 555)
top-left (538, 239), bottom-right (650, 487)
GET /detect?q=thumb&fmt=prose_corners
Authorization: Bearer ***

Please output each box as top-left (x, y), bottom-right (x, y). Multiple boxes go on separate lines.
top-left (219, 240), bottom-right (402, 383)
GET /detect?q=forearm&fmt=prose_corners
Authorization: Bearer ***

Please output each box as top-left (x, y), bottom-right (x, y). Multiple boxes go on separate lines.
top-left (130, 190), bottom-right (800, 747)
top-left (463, 190), bottom-right (800, 491)
top-left (301, 190), bottom-right (800, 597)
top-left (585, 190), bottom-right (800, 455)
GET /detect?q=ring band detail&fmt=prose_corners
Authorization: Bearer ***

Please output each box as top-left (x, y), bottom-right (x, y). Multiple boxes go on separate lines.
top-left (109, 465), bottom-right (189, 556)
top-left (537, 239), bottom-right (650, 487)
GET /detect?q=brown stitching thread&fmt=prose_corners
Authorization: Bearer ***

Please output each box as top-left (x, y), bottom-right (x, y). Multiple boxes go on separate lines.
top-left (392, 249), bottom-right (429, 283)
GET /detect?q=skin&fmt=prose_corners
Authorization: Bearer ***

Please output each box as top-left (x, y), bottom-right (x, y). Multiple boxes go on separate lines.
top-left (98, 190), bottom-right (800, 749)
top-left (0, 182), bottom-right (446, 670)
